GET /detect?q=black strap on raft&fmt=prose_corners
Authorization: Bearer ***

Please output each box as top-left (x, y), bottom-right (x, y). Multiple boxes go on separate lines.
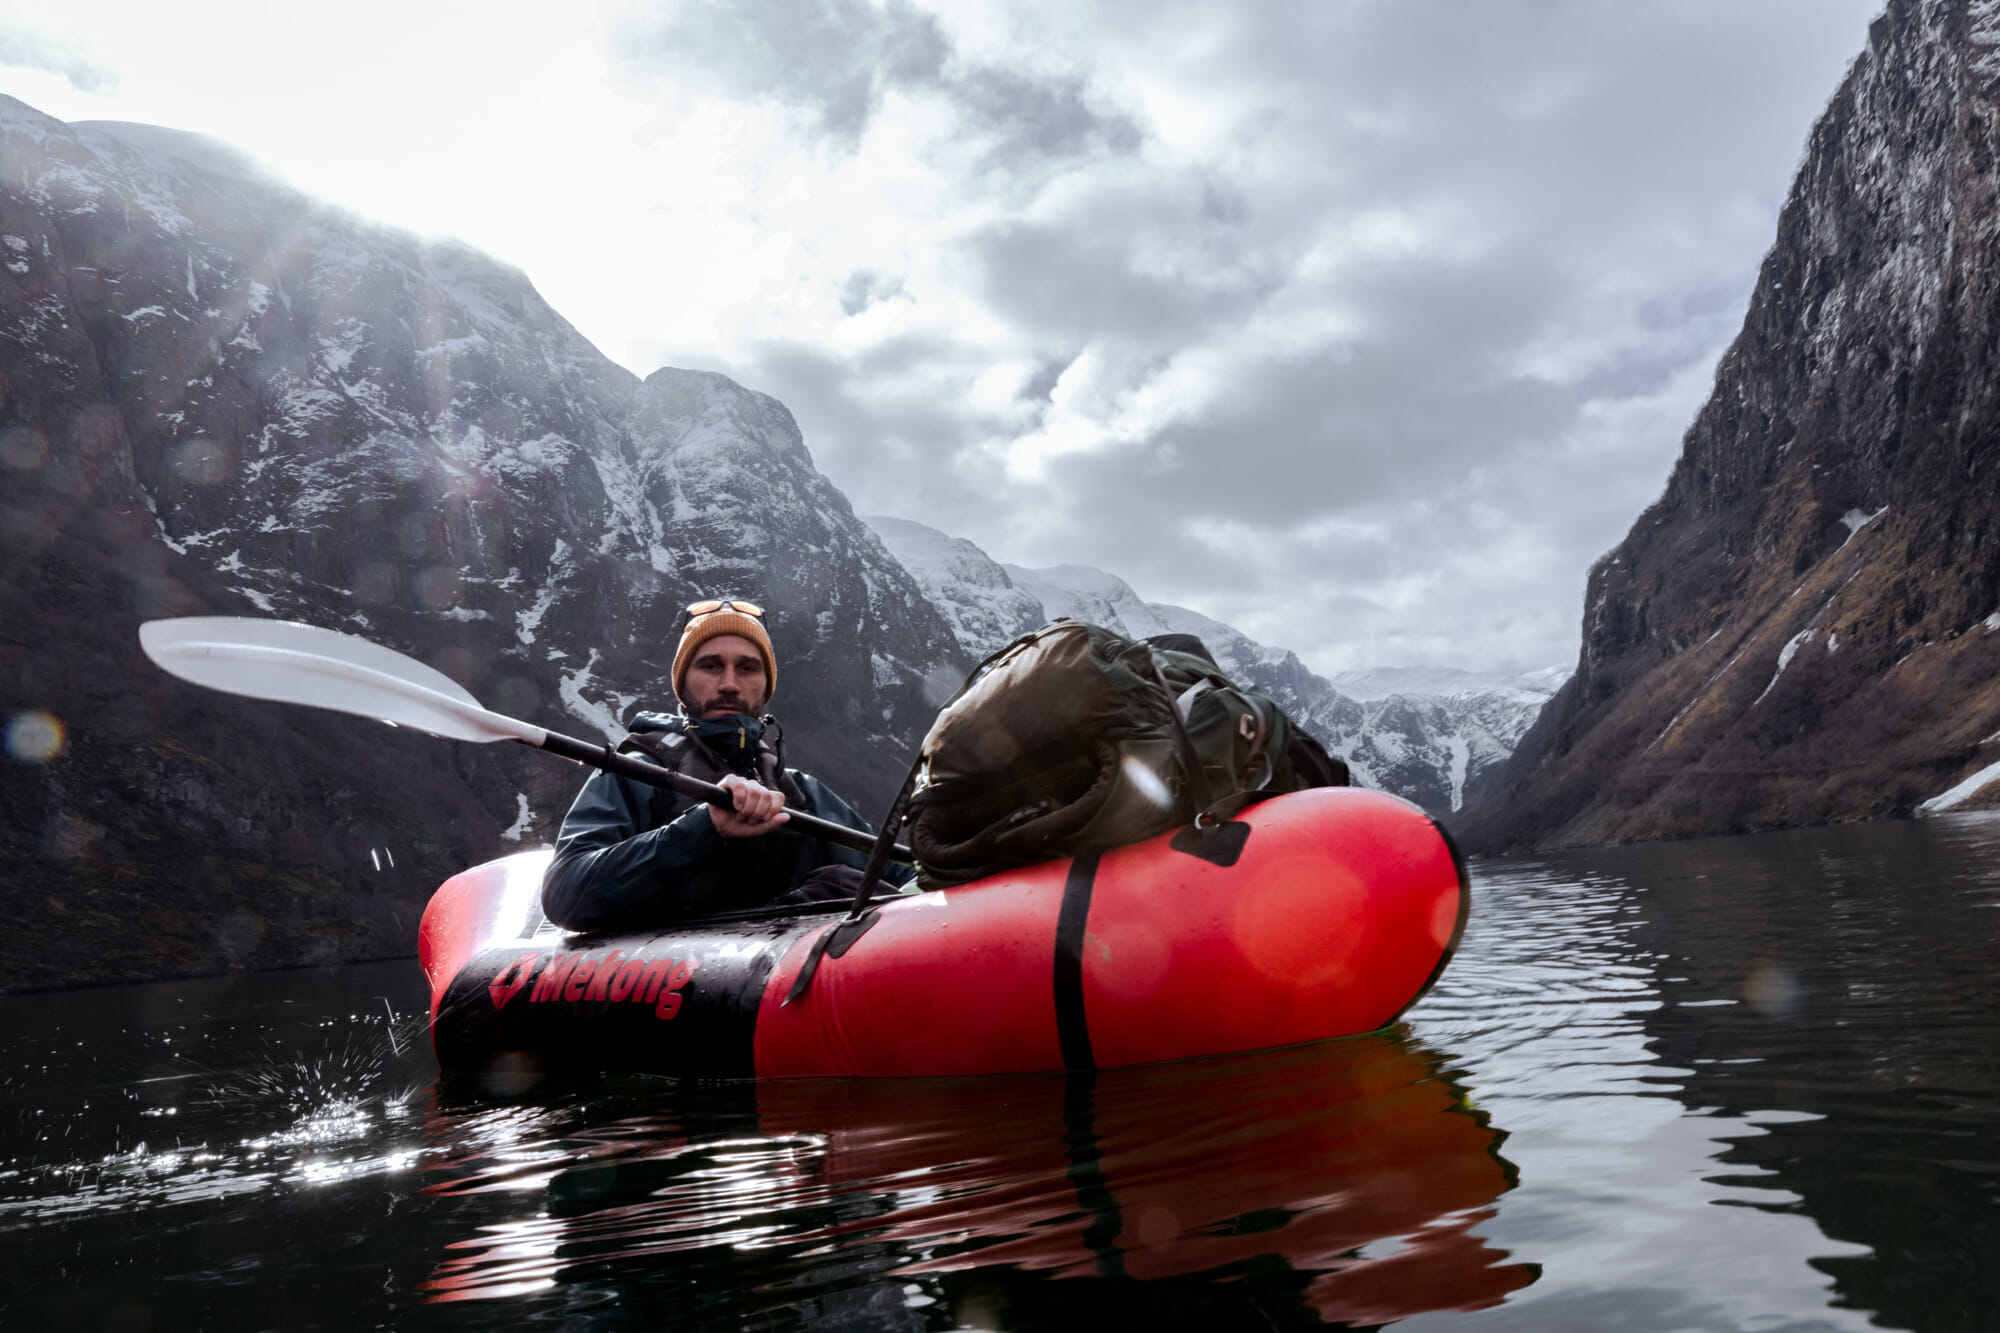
top-left (1053, 851), bottom-right (1102, 1071)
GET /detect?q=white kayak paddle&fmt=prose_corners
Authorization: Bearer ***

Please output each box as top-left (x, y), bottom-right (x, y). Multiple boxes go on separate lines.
top-left (137, 616), bottom-right (900, 858)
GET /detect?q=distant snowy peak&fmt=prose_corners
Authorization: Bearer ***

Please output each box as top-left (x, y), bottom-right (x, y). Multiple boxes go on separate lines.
top-left (1332, 664), bottom-right (1572, 704)
top-left (1000, 563), bottom-right (1170, 639)
top-left (1004, 564), bottom-right (1294, 682)
top-left (863, 517), bottom-right (1289, 680)
top-left (864, 516), bottom-right (1046, 658)
top-left (863, 516), bottom-right (1562, 817)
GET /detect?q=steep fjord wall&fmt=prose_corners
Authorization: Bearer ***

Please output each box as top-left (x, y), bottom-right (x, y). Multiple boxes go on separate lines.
top-left (1464, 0), bottom-right (2000, 850)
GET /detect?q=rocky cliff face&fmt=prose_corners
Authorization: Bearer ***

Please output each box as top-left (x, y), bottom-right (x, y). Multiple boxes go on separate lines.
top-left (865, 516), bottom-right (1561, 818)
top-left (1461, 0), bottom-right (2000, 851)
top-left (0, 98), bottom-right (961, 990)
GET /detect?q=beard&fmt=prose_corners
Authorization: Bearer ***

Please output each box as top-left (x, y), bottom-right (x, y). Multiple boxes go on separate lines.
top-left (687, 687), bottom-right (765, 718)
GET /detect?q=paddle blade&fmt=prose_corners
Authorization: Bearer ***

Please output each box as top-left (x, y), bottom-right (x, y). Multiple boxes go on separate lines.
top-left (139, 617), bottom-right (544, 746)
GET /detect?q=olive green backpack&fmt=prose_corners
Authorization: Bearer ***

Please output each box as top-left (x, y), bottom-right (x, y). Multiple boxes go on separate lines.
top-left (906, 619), bottom-right (1348, 887)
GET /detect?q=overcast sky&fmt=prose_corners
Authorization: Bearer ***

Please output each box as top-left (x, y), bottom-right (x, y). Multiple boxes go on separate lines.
top-left (4, 0), bottom-right (1883, 675)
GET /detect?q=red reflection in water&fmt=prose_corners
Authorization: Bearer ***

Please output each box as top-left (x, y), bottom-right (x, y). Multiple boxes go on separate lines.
top-left (417, 1033), bottom-right (1535, 1322)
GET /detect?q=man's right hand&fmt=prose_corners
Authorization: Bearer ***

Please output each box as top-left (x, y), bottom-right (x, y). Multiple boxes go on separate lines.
top-left (709, 773), bottom-right (790, 838)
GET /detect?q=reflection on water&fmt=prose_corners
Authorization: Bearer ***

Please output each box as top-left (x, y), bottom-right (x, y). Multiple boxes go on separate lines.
top-left (1406, 812), bottom-right (2000, 1333)
top-left (1592, 816), bottom-right (2000, 1333)
top-left (417, 1037), bottom-right (1534, 1324)
top-left (0, 811), bottom-right (1995, 1329)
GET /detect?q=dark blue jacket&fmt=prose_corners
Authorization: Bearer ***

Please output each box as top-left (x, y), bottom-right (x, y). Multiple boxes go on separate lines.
top-left (541, 710), bottom-right (912, 932)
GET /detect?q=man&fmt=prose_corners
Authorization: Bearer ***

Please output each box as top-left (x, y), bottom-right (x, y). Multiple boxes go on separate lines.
top-left (541, 597), bottom-right (910, 931)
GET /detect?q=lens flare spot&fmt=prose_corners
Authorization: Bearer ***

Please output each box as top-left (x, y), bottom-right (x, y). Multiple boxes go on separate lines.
top-left (0, 426), bottom-right (48, 471)
top-left (414, 565), bottom-right (464, 611)
top-left (4, 710), bottom-right (65, 762)
top-left (478, 1051), bottom-right (545, 1099)
top-left (173, 436), bottom-right (232, 485)
top-left (354, 562), bottom-right (399, 605)
top-left (492, 676), bottom-right (540, 718)
top-left (1231, 856), bottom-right (1363, 991)
top-left (1742, 960), bottom-right (1802, 1018)
top-left (1133, 1202), bottom-right (1183, 1247)
top-left (1090, 920), bottom-right (1171, 1002)
top-left (921, 664), bottom-right (961, 709)
top-left (1120, 753), bottom-right (1175, 810)
top-left (215, 911), bottom-right (267, 961)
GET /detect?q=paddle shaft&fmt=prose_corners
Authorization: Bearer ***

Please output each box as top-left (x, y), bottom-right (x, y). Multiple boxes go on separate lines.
top-left (535, 728), bottom-right (909, 860)
top-left (134, 616), bottom-right (911, 861)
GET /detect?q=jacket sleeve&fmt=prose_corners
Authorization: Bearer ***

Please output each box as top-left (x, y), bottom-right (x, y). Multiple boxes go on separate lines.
top-left (791, 771), bottom-right (919, 888)
top-left (539, 769), bottom-right (730, 931)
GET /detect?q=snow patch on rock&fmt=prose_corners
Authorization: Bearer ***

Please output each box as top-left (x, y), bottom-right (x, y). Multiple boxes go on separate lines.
top-left (1754, 629), bottom-right (1815, 706)
top-left (1917, 758), bottom-right (2000, 814)
top-left (500, 793), bottom-right (535, 842)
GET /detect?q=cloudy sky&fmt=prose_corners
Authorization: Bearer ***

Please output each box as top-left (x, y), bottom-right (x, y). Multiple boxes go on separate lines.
top-left (4, 0), bottom-right (1882, 675)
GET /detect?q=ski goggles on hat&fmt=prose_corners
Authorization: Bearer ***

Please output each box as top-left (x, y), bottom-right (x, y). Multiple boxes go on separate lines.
top-left (685, 598), bottom-right (764, 618)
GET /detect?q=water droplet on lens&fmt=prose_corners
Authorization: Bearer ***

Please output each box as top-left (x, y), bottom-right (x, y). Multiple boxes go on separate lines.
top-left (173, 436), bottom-right (232, 485)
top-left (1742, 961), bottom-right (1802, 1018)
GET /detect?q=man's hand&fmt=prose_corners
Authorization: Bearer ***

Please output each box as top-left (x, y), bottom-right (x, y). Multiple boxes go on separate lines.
top-left (709, 773), bottom-right (790, 838)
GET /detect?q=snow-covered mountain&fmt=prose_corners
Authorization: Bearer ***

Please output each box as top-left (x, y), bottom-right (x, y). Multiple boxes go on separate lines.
top-left (865, 516), bottom-right (1563, 816)
top-left (856, 517), bottom-right (1046, 656)
top-left (0, 88), bottom-right (1553, 990)
top-left (0, 96), bottom-right (963, 988)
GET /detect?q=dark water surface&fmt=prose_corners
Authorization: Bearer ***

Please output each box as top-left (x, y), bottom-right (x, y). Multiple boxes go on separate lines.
top-left (4, 813), bottom-right (1997, 1331)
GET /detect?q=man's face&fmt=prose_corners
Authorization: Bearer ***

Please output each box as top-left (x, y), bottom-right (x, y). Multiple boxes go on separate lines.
top-left (682, 633), bottom-right (770, 718)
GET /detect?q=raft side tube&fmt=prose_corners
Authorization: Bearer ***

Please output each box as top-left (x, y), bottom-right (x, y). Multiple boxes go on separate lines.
top-left (421, 787), bottom-right (1471, 1080)
top-left (755, 859), bottom-right (1075, 1077)
top-left (419, 849), bottom-right (552, 1022)
top-left (754, 787), bottom-right (1465, 1076)
top-left (434, 920), bottom-right (806, 1079)
top-left (1081, 787), bottom-right (1466, 1068)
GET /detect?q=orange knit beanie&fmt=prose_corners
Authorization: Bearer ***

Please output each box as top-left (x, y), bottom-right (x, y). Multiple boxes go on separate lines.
top-left (672, 604), bottom-right (777, 706)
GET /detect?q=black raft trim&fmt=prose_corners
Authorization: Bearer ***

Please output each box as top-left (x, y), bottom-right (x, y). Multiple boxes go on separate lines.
top-left (1363, 814), bottom-right (1475, 1032)
top-left (1054, 851), bottom-right (1102, 1071)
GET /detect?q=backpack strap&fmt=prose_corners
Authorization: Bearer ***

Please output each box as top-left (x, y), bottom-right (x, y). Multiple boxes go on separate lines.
top-left (616, 729), bottom-right (688, 763)
top-left (1174, 677), bottom-right (1215, 719)
top-left (1231, 688), bottom-right (1275, 792)
top-left (756, 715), bottom-right (808, 805)
top-left (1152, 660), bottom-right (1217, 825)
top-left (1162, 670), bottom-right (1277, 822)
top-left (617, 729), bottom-right (693, 828)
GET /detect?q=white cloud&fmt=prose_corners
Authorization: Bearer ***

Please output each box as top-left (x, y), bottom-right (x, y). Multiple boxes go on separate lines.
top-left (2, 0), bottom-right (1885, 675)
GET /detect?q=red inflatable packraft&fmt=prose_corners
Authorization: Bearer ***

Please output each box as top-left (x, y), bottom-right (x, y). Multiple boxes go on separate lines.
top-left (420, 787), bottom-right (1468, 1081)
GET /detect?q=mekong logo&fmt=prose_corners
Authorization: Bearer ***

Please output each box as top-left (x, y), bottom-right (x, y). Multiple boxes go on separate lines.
top-left (488, 949), bottom-right (702, 1020)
